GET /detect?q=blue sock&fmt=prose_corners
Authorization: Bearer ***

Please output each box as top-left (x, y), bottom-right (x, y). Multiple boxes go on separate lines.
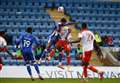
top-left (59, 52), bottom-right (62, 62)
top-left (34, 64), bottom-right (40, 74)
top-left (27, 65), bottom-right (32, 76)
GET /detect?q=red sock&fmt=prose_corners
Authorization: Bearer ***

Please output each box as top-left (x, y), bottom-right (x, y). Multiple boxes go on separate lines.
top-left (88, 65), bottom-right (98, 73)
top-left (82, 66), bottom-right (87, 78)
top-left (0, 64), bottom-right (2, 71)
top-left (67, 55), bottom-right (71, 65)
top-left (49, 49), bottom-right (55, 58)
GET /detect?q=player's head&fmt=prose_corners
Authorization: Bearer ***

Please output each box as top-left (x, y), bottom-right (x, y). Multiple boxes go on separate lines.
top-left (26, 27), bottom-right (32, 33)
top-left (81, 23), bottom-right (88, 30)
top-left (60, 18), bottom-right (67, 24)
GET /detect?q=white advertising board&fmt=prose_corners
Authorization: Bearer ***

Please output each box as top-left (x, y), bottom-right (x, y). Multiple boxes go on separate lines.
top-left (0, 66), bottom-right (120, 78)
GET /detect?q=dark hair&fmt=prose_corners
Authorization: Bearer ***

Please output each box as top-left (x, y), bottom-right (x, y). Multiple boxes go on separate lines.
top-left (60, 18), bottom-right (67, 23)
top-left (26, 27), bottom-right (32, 33)
top-left (81, 23), bottom-right (87, 29)
top-left (0, 31), bottom-right (5, 36)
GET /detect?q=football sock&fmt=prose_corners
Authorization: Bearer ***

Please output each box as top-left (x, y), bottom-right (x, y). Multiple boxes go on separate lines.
top-left (26, 65), bottom-right (32, 76)
top-left (67, 55), bottom-right (71, 65)
top-left (88, 65), bottom-right (98, 73)
top-left (82, 66), bottom-right (87, 78)
top-left (59, 52), bottom-right (62, 62)
top-left (34, 64), bottom-right (40, 74)
top-left (49, 49), bottom-right (55, 58)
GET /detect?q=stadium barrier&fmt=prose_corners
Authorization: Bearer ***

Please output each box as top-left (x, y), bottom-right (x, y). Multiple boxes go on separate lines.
top-left (0, 66), bottom-right (120, 78)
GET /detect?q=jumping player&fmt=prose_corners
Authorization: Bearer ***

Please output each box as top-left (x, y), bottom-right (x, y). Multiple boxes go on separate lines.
top-left (16, 27), bottom-right (44, 80)
top-left (70, 23), bottom-right (104, 81)
top-left (47, 18), bottom-right (72, 69)
top-left (41, 26), bottom-right (61, 59)
top-left (42, 18), bottom-right (79, 60)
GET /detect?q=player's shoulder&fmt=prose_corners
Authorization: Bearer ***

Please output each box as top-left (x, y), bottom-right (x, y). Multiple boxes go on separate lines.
top-left (0, 36), bottom-right (6, 42)
top-left (88, 30), bottom-right (94, 34)
top-left (0, 36), bottom-right (3, 39)
top-left (31, 34), bottom-right (38, 40)
top-left (20, 32), bottom-right (26, 36)
top-left (82, 30), bottom-right (93, 34)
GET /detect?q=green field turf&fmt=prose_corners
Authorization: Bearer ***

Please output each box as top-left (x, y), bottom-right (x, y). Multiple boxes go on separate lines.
top-left (0, 78), bottom-right (120, 83)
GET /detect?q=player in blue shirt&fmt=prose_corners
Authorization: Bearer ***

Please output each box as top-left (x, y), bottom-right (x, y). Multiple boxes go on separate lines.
top-left (16, 27), bottom-right (44, 80)
top-left (41, 26), bottom-right (61, 58)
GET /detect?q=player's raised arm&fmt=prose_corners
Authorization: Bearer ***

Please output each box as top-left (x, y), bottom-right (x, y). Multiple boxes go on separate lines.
top-left (70, 38), bottom-right (81, 43)
top-left (58, 18), bottom-right (80, 27)
top-left (63, 21), bottom-right (80, 27)
top-left (16, 32), bottom-right (24, 47)
top-left (33, 36), bottom-right (40, 46)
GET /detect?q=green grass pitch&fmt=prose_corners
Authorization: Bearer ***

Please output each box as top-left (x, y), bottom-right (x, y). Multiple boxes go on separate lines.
top-left (0, 78), bottom-right (120, 83)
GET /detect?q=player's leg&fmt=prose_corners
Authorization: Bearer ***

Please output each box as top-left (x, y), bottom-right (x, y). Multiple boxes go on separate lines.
top-left (0, 64), bottom-right (2, 71)
top-left (82, 51), bottom-right (104, 80)
top-left (80, 61), bottom-right (89, 83)
top-left (57, 47), bottom-right (65, 69)
top-left (84, 51), bottom-right (104, 80)
top-left (26, 63), bottom-right (34, 80)
top-left (58, 51), bottom-right (62, 65)
top-left (62, 42), bottom-right (71, 70)
top-left (0, 47), bottom-right (13, 58)
top-left (30, 52), bottom-right (44, 80)
top-left (87, 65), bottom-right (104, 80)
top-left (0, 57), bottom-right (3, 71)
top-left (33, 62), bottom-right (44, 80)
top-left (47, 48), bottom-right (55, 61)
top-left (64, 43), bottom-right (71, 65)
top-left (81, 51), bottom-right (92, 79)
top-left (41, 42), bottom-right (51, 58)
top-left (53, 40), bottom-right (65, 69)
top-left (58, 50), bottom-right (64, 64)
top-left (82, 61), bottom-right (89, 78)
top-left (47, 40), bottom-right (62, 61)
top-left (33, 63), bottom-right (44, 80)
top-left (22, 52), bottom-right (34, 80)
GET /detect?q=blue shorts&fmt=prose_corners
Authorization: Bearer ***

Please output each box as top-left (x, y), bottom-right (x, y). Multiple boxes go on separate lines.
top-left (22, 50), bottom-right (35, 63)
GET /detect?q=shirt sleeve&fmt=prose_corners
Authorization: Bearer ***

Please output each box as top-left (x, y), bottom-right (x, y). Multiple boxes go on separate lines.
top-left (2, 38), bottom-right (7, 46)
top-left (17, 34), bottom-right (23, 45)
top-left (33, 36), bottom-right (39, 45)
top-left (63, 22), bottom-right (76, 26)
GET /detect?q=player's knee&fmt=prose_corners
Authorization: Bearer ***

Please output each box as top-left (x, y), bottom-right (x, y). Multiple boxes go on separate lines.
top-left (65, 48), bottom-right (70, 54)
top-left (81, 61), bottom-right (89, 66)
top-left (65, 45), bottom-right (71, 52)
top-left (26, 61), bottom-right (30, 65)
